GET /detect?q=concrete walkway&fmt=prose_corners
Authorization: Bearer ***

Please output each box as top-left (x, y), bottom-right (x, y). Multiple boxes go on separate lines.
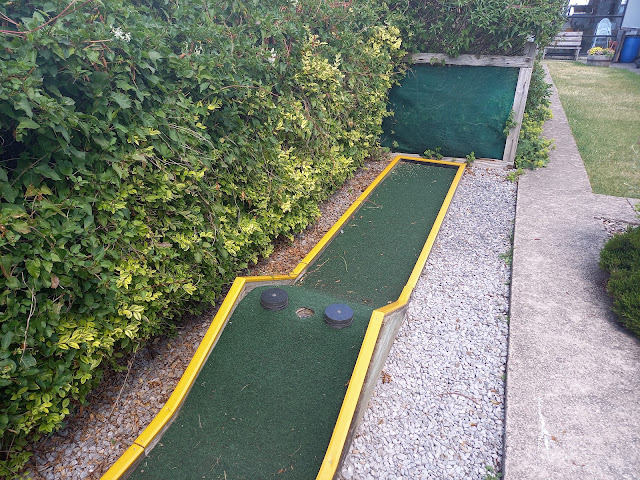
top-left (504, 68), bottom-right (640, 479)
top-left (575, 59), bottom-right (640, 75)
top-left (611, 62), bottom-right (640, 75)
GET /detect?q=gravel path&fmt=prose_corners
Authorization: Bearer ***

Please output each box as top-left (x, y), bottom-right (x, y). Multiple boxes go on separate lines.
top-left (26, 161), bottom-right (517, 479)
top-left (339, 167), bottom-right (516, 480)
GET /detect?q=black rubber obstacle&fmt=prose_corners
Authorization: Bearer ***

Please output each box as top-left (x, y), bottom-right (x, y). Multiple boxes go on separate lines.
top-left (260, 287), bottom-right (289, 311)
top-left (324, 303), bottom-right (354, 329)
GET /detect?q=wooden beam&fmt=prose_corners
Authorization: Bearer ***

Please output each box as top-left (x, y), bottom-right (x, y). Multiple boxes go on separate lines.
top-left (502, 45), bottom-right (537, 166)
top-left (522, 41), bottom-right (537, 61)
top-left (410, 43), bottom-right (536, 69)
top-left (410, 53), bottom-right (530, 68)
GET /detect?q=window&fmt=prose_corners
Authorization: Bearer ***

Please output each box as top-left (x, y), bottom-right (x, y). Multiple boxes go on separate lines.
top-left (566, 0), bottom-right (629, 53)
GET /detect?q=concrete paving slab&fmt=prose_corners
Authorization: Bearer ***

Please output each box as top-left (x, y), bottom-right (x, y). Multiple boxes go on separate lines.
top-left (570, 58), bottom-right (640, 75)
top-left (504, 67), bottom-right (640, 480)
top-left (611, 62), bottom-right (640, 75)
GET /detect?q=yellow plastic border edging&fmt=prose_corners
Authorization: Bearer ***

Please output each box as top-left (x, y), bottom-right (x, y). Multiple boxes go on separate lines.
top-left (102, 155), bottom-right (463, 480)
top-left (314, 311), bottom-right (384, 478)
top-left (102, 445), bottom-right (145, 480)
top-left (315, 156), bottom-right (465, 479)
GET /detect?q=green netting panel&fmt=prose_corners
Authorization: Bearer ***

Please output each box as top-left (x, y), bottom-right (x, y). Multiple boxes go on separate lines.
top-left (381, 64), bottom-right (520, 159)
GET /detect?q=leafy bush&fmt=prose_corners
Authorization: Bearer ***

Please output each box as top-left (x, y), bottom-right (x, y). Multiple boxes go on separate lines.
top-left (600, 226), bottom-right (640, 337)
top-left (0, 0), bottom-right (404, 474)
top-left (515, 60), bottom-right (554, 169)
top-left (385, 0), bottom-right (567, 57)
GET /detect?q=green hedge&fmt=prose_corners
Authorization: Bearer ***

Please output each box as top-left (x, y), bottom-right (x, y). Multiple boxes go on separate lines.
top-left (600, 226), bottom-right (640, 337)
top-left (385, 0), bottom-right (567, 57)
top-left (0, 0), bottom-right (404, 474)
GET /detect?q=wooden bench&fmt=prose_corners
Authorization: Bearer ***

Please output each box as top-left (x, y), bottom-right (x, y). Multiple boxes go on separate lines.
top-left (543, 31), bottom-right (583, 60)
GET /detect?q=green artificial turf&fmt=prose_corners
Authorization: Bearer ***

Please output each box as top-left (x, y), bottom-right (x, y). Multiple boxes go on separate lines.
top-left (300, 161), bottom-right (458, 308)
top-left (130, 286), bottom-right (373, 480)
top-left (129, 160), bottom-right (458, 479)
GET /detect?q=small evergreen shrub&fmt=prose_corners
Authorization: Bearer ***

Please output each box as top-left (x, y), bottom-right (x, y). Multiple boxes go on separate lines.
top-left (600, 226), bottom-right (640, 337)
top-left (515, 60), bottom-right (554, 169)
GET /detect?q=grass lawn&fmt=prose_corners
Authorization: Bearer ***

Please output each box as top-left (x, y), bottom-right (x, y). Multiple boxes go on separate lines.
top-left (546, 61), bottom-right (640, 199)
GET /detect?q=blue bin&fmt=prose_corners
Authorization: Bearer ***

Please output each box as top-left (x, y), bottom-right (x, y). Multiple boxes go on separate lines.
top-left (619, 36), bottom-right (640, 63)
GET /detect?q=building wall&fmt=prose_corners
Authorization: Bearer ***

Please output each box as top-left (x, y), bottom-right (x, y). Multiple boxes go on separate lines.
top-left (622, 0), bottom-right (640, 28)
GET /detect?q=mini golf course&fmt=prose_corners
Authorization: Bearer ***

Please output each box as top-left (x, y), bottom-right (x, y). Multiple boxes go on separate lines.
top-left (104, 156), bottom-right (464, 480)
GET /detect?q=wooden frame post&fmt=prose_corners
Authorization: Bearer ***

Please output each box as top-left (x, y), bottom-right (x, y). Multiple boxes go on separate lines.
top-left (502, 42), bottom-right (537, 166)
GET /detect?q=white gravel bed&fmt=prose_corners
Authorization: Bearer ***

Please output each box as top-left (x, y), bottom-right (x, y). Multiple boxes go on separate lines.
top-left (339, 166), bottom-right (517, 480)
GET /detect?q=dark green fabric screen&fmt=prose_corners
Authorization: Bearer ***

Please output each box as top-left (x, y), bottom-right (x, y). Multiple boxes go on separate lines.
top-left (381, 64), bottom-right (520, 159)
